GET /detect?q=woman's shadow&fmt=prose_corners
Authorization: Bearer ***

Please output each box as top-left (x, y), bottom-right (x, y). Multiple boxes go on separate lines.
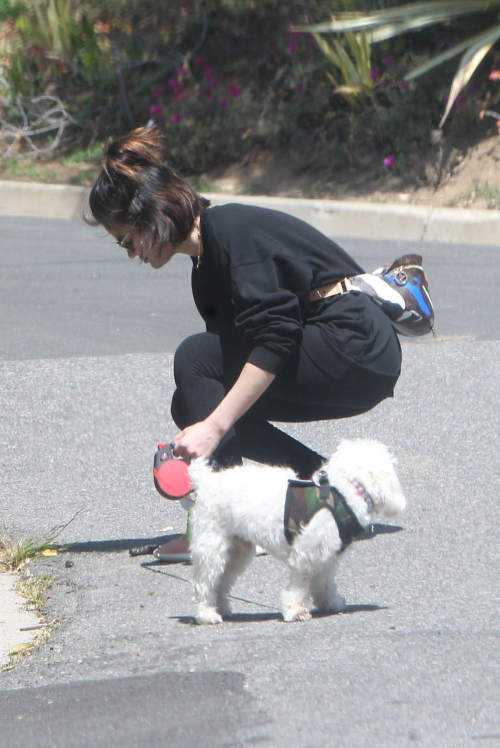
top-left (61, 522), bottom-right (403, 555)
top-left (60, 533), bottom-right (181, 555)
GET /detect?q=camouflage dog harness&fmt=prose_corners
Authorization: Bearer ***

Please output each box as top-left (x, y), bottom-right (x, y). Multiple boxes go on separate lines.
top-left (284, 471), bottom-right (366, 552)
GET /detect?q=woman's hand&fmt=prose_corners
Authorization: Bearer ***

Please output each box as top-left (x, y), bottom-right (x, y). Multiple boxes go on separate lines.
top-left (173, 363), bottom-right (276, 462)
top-left (173, 418), bottom-right (225, 461)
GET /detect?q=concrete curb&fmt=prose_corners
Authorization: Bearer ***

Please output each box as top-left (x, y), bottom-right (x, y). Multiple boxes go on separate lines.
top-left (0, 573), bottom-right (41, 670)
top-left (1, 179), bottom-right (500, 245)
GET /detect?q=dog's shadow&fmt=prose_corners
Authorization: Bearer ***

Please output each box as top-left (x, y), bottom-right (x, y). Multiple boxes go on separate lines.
top-left (173, 603), bottom-right (387, 626)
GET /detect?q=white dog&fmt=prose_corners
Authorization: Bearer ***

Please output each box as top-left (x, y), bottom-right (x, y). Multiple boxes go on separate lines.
top-left (189, 439), bottom-right (406, 624)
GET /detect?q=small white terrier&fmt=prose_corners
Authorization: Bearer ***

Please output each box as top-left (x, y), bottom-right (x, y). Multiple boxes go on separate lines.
top-left (189, 439), bottom-right (406, 624)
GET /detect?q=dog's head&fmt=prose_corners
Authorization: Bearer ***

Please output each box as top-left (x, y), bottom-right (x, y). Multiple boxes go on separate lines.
top-left (323, 439), bottom-right (406, 518)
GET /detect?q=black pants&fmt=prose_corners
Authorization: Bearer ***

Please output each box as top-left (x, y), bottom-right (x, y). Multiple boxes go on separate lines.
top-left (171, 329), bottom-right (401, 479)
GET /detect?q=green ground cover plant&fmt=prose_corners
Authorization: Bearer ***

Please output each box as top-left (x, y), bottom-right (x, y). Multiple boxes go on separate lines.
top-left (0, 1), bottom-right (499, 193)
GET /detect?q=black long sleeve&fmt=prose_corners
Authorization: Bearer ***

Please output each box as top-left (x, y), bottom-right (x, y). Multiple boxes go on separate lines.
top-left (192, 203), bottom-right (364, 375)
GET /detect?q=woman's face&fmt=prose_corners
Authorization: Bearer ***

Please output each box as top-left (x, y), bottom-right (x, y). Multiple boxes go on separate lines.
top-left (112, 229), bottom-right (176, 270)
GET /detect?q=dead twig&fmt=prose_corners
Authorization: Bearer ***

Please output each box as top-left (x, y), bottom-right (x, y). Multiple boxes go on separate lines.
top-left (0, 75), bottom-right (78, 160)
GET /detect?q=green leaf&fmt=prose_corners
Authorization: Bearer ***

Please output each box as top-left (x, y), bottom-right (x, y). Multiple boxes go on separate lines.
top-left (313, 31), bottom-right (372, 99)
top-left (296, 1), bottom-right (500, 36)
top-left (439, 23), bottom-right (500, 126)
top-left (404, 33), bottom-right (486, 81)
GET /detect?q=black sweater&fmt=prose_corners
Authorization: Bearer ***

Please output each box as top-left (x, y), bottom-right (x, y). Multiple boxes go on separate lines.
top-left (193, 203), bottom-right (392, 377)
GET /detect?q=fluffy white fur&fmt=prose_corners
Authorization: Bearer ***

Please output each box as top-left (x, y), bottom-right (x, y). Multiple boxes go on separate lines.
top-left (189, 439), bottom-right (406, 624)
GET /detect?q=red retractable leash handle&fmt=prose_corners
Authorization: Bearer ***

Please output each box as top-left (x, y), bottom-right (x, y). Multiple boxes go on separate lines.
top-left (153, 442), bottom-right (192, 500)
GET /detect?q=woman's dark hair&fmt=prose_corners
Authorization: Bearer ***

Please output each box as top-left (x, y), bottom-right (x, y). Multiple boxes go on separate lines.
top-left (86, 126), bottom-right (210, 258)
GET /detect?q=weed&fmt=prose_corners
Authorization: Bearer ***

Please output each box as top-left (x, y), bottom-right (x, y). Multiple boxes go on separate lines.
top-left (69, 168), bottom-right (99, 185)
top-left (187, 177), bottom-right (222, 194)
top-left (16, 571), bottom-right (53, 610)
top-left (0, 158), bottom-right (57, 182)
top-left (303, 180), bottom-right (328, 197)
top-left (472, 180), bottom-right (500, 203)
top-left (0, 535), bottom-right (59, 570)
top-left (0, 516), bottom-right (75, 570)
top-left (0, 511), bottom-right (81, 572)
top-left (444, 179), bottom-right (500, 209)
top-left (61, 143), bottom-right (104, 165)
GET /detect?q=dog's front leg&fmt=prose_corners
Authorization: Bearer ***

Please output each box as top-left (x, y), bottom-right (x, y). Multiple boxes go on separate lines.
top-left (310, 561), bottom-right (346, 614)
top-left (281, 567), bottom-right (312, 622)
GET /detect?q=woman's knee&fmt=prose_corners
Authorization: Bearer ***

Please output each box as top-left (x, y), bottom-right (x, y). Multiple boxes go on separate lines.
top-left (173, 332), bottom-right (222, 385)
top-left (173, 333), bottom-right (204, 378)
top-left (170, 389), bottom-right (186, 429)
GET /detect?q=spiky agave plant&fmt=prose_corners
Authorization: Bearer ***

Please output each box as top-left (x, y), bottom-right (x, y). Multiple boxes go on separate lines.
top-left (297, 1), bottom-right (500, 126)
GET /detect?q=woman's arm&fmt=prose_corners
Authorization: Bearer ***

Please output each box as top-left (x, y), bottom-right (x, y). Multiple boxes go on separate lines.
top-left (173, 362), bottom-right (276, 460)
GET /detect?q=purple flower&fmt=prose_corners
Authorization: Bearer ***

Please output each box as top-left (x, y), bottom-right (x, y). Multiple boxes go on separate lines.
top-left (456, 95), bottom-right (466, 106)
top-left (172, 113), bottom-right (181, 122)
top-left (154, 89), bottom-right (163, 98)
top-left (176, 92), bottom-right (184, 100)
top-left (400, 81), bottom-right (409, 91)
top-left (149, 105), bottom-right (162, 115)
top-left (229, 85), bottom-right (242, 97)
top-left (179, 66), bottom-right (189, 77)
top-left (288, 43), bottom-right (296, 53)
top-left (384, 155), bottom-right (395, 167)
top-left (309, 38), bottom-right (316, 48)
top-left (205, 91), bottom-right (213, 102)
top-left (295, 82), bottom-right (304, 91)
top-left (371, 69), bottom-right (379, 80)
top-left (220, 99), bottom-right (228, 109)
top-left (208, 77), bottom-right (218, 88)
top-left (169, 76), bottom-right (180, 89)
top-left (385, 57), bottom-right (394, 66)
top-left (270, 46), bottom-right (277, 55)
top-left (195, 57), bottom-right (205, 67)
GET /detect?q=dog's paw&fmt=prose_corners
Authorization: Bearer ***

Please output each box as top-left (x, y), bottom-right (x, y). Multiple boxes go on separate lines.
top-left (283, 606), bottom-right (312, 622)
top-left (196, 606), bottom-right (223, 625)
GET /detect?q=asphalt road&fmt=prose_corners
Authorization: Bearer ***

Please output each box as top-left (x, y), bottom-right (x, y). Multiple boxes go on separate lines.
top-left (0, 215), bottom-right (499, 748)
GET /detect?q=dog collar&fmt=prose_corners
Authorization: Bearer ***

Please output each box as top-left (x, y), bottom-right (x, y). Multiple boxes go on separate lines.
top-left (349, 478), bottom-right (374, 513)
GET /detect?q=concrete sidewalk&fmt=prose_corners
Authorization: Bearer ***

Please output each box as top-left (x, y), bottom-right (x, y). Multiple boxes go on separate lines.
top-left (0, 574), bottom-right (40, 670)
top-left (2, 178), bottom-right (500, 244)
